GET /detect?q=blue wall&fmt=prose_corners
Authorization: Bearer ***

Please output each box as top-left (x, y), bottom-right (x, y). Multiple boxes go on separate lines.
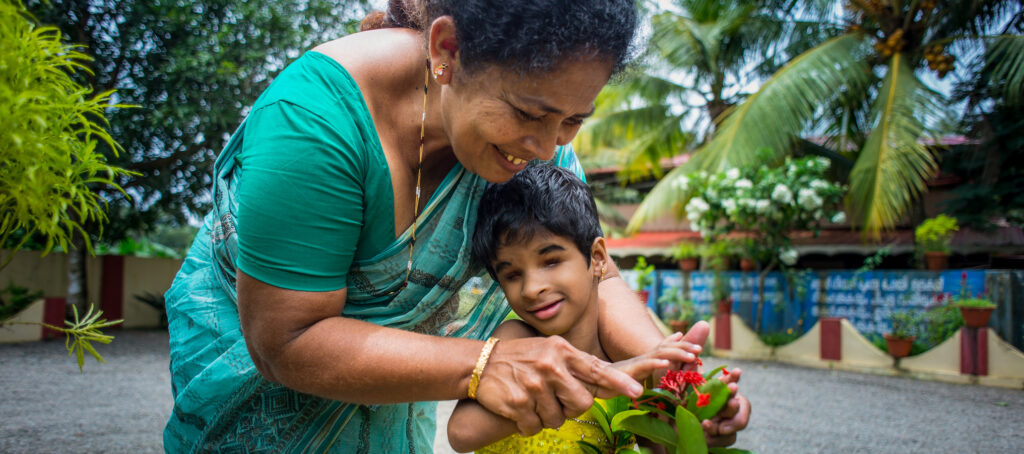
top-left (622, 269), bottom-right (1021, 350)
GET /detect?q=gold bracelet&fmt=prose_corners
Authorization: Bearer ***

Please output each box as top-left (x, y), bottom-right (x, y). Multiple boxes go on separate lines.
top-left (468, 337), bottom-right (500, 400)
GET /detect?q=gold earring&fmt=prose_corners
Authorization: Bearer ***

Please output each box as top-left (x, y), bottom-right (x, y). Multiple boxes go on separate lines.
top-left (433, 63), bottom-right (449, 79)
top-left (600, 264), bottom-right (607, 280)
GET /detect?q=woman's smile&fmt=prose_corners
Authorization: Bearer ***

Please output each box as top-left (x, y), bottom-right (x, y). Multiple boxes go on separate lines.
top-left (493, 144), bottom-right (530, 173)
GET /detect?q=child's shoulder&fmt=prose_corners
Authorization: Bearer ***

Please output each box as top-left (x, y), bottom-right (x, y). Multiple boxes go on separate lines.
top-left (493, 319), bottom-right (542, 340)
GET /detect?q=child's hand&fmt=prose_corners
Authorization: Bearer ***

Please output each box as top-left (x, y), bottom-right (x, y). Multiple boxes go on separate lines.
top-left (609, 331), bottom-right (702, 382)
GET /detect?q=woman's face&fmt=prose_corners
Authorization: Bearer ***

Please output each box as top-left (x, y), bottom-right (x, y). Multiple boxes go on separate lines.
top-left (439, 58), bottom-right (612, 183)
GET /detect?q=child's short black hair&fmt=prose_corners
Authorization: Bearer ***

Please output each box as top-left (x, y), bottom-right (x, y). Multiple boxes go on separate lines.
top-left (473, 164), bottom-right (603, 278)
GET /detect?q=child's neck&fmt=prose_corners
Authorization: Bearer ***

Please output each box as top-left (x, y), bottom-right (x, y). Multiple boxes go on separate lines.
top-left (557, 296), bottom-right (609, 362)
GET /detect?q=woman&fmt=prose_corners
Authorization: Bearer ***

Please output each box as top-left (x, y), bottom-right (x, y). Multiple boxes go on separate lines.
top-left (164, 1), bottom-right (750, 452)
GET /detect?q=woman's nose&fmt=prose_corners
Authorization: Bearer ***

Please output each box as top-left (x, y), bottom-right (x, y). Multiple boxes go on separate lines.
top-left (521, 126), bottom-right (559, 161)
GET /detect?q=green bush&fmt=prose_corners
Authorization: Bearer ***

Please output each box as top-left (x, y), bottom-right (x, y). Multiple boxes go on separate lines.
top-left (0, 1), bottom-right (133, 271)
top-left (914, 215), bottom-right (959, 253)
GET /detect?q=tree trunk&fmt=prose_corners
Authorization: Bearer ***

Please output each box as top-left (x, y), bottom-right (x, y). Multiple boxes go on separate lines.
top-left (754, 261), bottom-right (777, 333)
top-left (66, 236), bottom-right (89, 319)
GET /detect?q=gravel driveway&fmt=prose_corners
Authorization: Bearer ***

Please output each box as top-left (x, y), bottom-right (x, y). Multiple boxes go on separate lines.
top-left (1, 330), bottom-right (1021, 453)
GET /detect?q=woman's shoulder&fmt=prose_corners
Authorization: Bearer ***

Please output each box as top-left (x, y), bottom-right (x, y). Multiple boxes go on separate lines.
top-left (312, 28), bottom-right (426, 101)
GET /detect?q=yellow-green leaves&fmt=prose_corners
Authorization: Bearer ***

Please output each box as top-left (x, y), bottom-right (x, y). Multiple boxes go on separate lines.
top-left (0, 1), bottom-right (133, 270)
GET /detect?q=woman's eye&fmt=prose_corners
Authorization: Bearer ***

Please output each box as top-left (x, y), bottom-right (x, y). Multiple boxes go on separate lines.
top-left (563, 117), bottom-right (584, 127)
top-left (514, 107), bottom-right (543, 122)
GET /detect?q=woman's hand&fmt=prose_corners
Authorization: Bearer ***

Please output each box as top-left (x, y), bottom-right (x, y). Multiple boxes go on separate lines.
top-left (472, 335), bottom-right (643, 436)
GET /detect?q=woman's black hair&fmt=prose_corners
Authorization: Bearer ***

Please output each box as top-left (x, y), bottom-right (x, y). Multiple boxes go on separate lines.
top-left (363, 0), bottom-right (638, 75)
top-left (473, 164), bottom-right (604, 279)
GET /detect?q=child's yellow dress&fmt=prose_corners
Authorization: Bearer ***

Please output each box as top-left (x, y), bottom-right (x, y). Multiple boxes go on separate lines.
top-left (475, 399), bottom-right (634, 453)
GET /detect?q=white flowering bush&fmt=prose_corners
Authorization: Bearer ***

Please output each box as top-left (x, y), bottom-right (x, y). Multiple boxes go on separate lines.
top-left (677, 155), bottom-right (846, 270)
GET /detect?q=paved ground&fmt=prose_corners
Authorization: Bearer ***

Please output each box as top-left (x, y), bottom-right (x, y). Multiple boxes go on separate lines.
top-left (1, 330), bottom-right (1022, 453)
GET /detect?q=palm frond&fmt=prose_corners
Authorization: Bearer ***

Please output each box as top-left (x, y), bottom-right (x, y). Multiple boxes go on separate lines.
top-left (847, 54), bottom-right (942, 237)
top-left (690, 33), bottom-right (874, 171)
top-left (984, 34), bottom-right (1024, 105)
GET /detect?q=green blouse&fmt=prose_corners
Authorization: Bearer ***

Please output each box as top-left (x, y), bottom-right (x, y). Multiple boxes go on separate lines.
top-left (235, 51), bottom-right (402, 292)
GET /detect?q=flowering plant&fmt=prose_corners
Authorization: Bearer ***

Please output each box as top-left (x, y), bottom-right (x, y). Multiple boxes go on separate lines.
top-left (579, 365), bottom-right (752, 454)
top-left (676, 153), bottom-right (845, 330)
top-left (914, 215), bottom-right (958, 253)
top-left (678, 155), bottom-right (845, 265)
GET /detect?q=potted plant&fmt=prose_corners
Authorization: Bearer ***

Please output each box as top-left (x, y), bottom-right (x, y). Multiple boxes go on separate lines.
top-left (884, 310), bottom-right (919, 358)
top-left (658, 286), bottom-right (695, 334)
top-left (957, 296), bottom-right (996, 328)
top-left (711, 270), bottom-right (732, 314)
top-left (951, 271), bottom-right (996, 328)
top-left (701, 239), bottom-right (734, 271)
top-left (632, 256), bottom-right (655, 304)
top-left (736, 238), bottom-right (758, 272)
top-left (914, 214), bottom-right (959, 270)
top-left (670, 242), bottom-right (700, 272)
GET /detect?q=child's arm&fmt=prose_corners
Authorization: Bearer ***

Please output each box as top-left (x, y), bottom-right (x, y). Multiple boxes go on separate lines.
top-left (447, 320), bottom-right (536, 453)
top-left (607, 331), bottom-right (702, 382)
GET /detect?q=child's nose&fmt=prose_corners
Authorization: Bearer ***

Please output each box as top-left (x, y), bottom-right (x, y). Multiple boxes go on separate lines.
top-left (521, 272), bottom-right (549, 300)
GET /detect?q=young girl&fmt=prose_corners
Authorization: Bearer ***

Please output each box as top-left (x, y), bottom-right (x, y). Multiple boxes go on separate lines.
top-left (447, 165), bottom-right (704, 452)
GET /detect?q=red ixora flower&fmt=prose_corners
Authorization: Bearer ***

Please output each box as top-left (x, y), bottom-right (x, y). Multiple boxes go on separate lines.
top-left (722, 368), bottom-right (730, 376)
top-left (682, 371), bottom-right (706, 386)
top-left (696, 391), bottom-right (711, 408)
top-left (659, 370), bottom-right (685, 394)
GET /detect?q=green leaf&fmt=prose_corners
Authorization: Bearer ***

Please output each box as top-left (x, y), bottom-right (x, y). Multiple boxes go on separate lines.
top-left (618, 413), bottom-right (677, 452)
top-left (576, 440), bottom-right (604, 454)
top-left (675, 405), bottom-right (707, 454)
top-left (688, 379), bottom-right (731, 421)
top-left (610, 409), bottom-right (650, 431)
top-left (847, 53), bottom-right (941, 237)
top-left (703, 365), bottom-right (728, 381)
top-left (589, 401), bottom-right (614, 439)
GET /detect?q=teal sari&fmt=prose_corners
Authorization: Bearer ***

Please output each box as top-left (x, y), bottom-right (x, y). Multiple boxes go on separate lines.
top-left (163, 116), bottom-right (583, 452)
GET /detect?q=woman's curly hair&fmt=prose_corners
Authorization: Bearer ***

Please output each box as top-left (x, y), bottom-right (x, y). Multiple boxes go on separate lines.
top-left (362, 0), bottom-right (637, 76)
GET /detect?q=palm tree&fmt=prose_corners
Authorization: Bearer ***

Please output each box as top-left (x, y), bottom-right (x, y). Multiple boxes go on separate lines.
top-left (630, 0), bottom-right (1024, 237)
top-left (575, 0), bottom-right (803, 182)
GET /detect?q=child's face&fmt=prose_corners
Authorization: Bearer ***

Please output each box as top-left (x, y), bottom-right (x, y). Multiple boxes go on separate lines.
top-left (491, 229), bottom-right (607, 337)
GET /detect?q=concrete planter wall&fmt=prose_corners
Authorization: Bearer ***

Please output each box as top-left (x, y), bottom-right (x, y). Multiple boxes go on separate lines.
top-left (708, 314), bottom-right (1024, 389)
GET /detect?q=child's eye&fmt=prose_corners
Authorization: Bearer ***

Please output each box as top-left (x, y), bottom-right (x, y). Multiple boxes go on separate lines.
top-left (500, 271), bottom-right (521, 282)
top-left (544, 258), bottom-right (562, 268)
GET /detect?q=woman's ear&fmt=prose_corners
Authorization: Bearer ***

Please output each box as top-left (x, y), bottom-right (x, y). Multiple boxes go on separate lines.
top-left (427, 16), bottom-right (459, 85)
top-left (591, 237), bottom-right (609, 279)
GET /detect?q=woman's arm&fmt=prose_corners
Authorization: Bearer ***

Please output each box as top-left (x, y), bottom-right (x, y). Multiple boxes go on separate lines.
top-left (237, 271), bottom-right (645, 435)
top-left (447, 321), bottom-right (533, 452)
top-left (447, 326), bottom-right (700, 453)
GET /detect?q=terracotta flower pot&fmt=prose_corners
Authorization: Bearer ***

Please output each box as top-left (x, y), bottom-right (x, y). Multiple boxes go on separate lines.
top-left (883, 334), bottom-right (915, 358)
top-left (677, 258), bottom-right (699, 272)
top-left (924, 251), bottom-right (949, 271)
top-left (959, 306), bottom-right (994, 328)
top-left (636, 290), bottom-right (650, 305)
top-left (739, 257), bottom-right (756, 272)
top-left (716, 297), bottom-right (732, 314)
top-left (712, 257), bottom-right (732, 271)
top-left (668, 320), bottom-right (690, 334)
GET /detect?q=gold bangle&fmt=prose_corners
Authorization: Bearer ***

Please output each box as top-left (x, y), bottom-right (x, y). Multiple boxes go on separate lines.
top-left (468, 337), bottom-right (500, 400)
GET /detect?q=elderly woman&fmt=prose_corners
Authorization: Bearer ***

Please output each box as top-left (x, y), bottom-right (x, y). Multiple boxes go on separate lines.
top-left (163, 0), bottom-right (750, 451)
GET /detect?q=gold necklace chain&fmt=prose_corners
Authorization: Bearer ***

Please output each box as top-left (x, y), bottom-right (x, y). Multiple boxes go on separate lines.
top-left (396, 61), bottom-right (431, 292)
